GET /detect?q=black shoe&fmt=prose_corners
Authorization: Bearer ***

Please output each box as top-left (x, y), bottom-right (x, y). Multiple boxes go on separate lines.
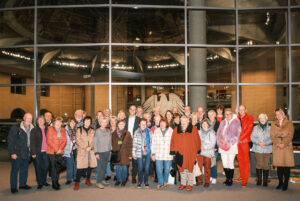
top-left (114, 176), bottom-right (117, 181)
top-left (282, 185), bottom-right (288, 191)
top-left (137, 184), bottom-right (142, 189)
top-left (37, 185), bottom-right (43, 189)
top-left (115, 181), bottom-right (121, 186)
top-left (145, 183), bottom-right (150, 189)
top-left (65, 181), bottom-right (72, 185)
top-left (105, 176), bottom-right (111, 181)
top-left (121, 182), bottom-right (126, 187)
top-left (44, 182), bottom-right (50, 187)
top-left (11, 188), bottom-right (18, 194)
top-left (276, 183), bottom-right (283, 190)
top-left (52, 184), bottom-right (60, 190)
top-left (19, 185), bottom-right (32, 190)
top-left (256, 169), bottom-right (262, 186)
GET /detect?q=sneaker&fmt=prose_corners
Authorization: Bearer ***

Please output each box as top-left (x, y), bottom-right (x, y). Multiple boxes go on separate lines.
top-left (211, 178), bottom-right (217, 184)
top-left (137, 184), bottom-right (142, 189)
top-left (102, 180), bottom-right (110, 185)
top-left (96, 183), bottom-right (104, 189)
top-left (145, 184), bottom-right (150, 189)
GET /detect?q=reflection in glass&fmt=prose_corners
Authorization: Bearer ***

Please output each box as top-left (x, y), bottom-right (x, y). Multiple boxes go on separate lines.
top-left (112, 85), bottom-right (185, 115)
top-left (113, 0), bottom-right (183, 5)
top-left (188, 10), bottom-right (236, 45)
top-left (238, 0), bottom-right (287, 7)
top-left (112, 8), bottom-right (184, 44)
top-left (239, 10), bottom-right (287, 45)
top-left (291, 47), bottom-right (300, 82)
top-left (240, 85), bottom-right (288, 121)
top-left (0, 48), bottom-right (34, 84)
top-left (0, 0), bottom-right (34, 8)
top-left (239, 47), bottom-right (288, 83)
top-left (187, 0), bottom-right (235, 8)
top-left (188, 85), bottom-right (236, 112)
top-left (112, 46), bottom-right (184, 82)
top-left (37, 46), bottom-right (109, 83)
top-left (188, 47), bottom-right (236, 83)
top-left (0, 86), bottom-right (34, 120)
top-left (38, 85), bottom-right (109, 119)
top-left (38, 8), bottom-right (109, 44)
top-left (291, 9), bottom-right (300, 44)
top-left (292, 85), bottom-right (299, 121)
top-left (38, 0), bottom-right (108, 5)
top-left (0, 10), bottom-right (34, 46)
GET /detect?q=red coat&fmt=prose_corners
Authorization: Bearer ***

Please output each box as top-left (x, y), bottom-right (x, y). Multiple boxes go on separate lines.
top-left (46, 126), bottom-right (67, 155)
top-left (170, 123), bottom-right (201, 173)
top-left (238, 113), bottom-right (254, 143)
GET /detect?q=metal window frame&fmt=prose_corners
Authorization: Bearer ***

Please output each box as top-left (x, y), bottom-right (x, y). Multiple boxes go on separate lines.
top-left (0, 0), bottom-right (299, 124)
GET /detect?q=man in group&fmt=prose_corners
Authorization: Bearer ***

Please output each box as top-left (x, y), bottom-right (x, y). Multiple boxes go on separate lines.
top-left (136, 106), bottom-right (144, 118)
top-left (235, 105), bottom-right (254, 187)
top-left (74, 109), bottom-right (84, 128)
top-left (184, 106), bottom-right (191, 119)
top-left (44, 111), bottom-right (53, 129)
top-left (197, 107), bottom-right (206, 128)
top-left (125, 105), bottom-right (140, 184)
top-left (8, 113), bottom-right (34, 194)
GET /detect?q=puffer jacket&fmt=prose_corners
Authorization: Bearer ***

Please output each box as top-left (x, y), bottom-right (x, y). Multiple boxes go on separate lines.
top-left (251, 124), bottom-right (272, 154)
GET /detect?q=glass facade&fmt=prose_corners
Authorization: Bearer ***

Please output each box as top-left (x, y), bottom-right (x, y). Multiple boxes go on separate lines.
top-left (0, 0), bottom-right (299, 129)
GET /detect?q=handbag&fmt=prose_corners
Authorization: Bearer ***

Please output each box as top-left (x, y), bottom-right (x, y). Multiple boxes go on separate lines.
top-left (193, 160), bottom-right (201, 177)
top-left (110, 133), bottom-right (126, 164)
top-left (210, 156), bottom-right (216, 167)
top-left (55, 154), bottom-right (66, 173)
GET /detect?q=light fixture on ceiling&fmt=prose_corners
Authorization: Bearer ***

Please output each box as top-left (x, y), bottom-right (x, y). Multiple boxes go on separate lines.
top-left (135, 37), bottom-right (141, 41)
top-left (265, 12), bottom-right (270, 26)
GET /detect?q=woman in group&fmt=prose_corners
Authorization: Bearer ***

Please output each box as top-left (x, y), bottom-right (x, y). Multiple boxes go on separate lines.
top-left (207, 110), bottom-right (220, 184)
top-left (251, 113), bottom-right (272, 187)
top-left (30, 115), bottom-right (49, 189)
top-left (217, 109), bottom-right (241, 187)
top-left (64, 118), bottom-right (77, 185)
top-left (151, 118), bottom-right (174, 190)
top-left (117, 110), bottom-right (126, 121)
top-left (74, 116), bottom-right (97, 190)
top-left (173, 113), bottom-right (181, 127)
top-left (132, 118), bottom-right (153, 189)
top-left (150, 115), bottom-right (161, 181)
top-left (165, 110), bottom-right (175, 129)
top-left (270, 108), bottom-right (294, 191)
top-left (111, 120), bottom-right (133, 186)
top-left (196, 119), bottom-right (216, 187)
top-left (94, 117), bottom-right (112, 189)
top-left (46, 117), bottom-right (67, 190)
top-left (170, 115), bottom-right (201, 191)
top-left (144, 112), bottom-right (152, 129)
top-left (191, 112), bottom-right (200, 130)
top-left (216, 104), bottom-right (225, 123)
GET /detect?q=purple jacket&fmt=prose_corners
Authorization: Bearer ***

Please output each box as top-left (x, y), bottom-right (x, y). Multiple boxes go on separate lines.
top-left (217, 118), bottom-right (241, 146)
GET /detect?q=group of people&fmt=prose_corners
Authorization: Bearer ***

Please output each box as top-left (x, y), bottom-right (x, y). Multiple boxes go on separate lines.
top-left (7, 104), bottom-right (295, 194)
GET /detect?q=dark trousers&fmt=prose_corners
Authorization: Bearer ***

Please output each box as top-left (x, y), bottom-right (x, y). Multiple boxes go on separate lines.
top-left (96, 151), bottom-right (110, 183)
top-left (131, 158), bottom-right (138, 178)
top-left (277, 166), bottom-right (291, 187)
top-left (10, 157), bottom-right (29, 189)
top-left (33, 152), bottom-right (49, 186)
top-left (48, 154), bottom-right (61, 183)
top-left (76, 168), bottom-right (93, 182)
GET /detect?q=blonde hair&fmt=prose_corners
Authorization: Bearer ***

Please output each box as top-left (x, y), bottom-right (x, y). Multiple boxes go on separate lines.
top-left (153, 115), bottom-right (161, 121)
top-left (208, 110), bottom-right (216, 116)
top-left (117, 110), bottom-right (126, 120)
top-left (190, 112), bottom-right (197, 119)
top-left (180, 115), bottom-right (189, 122)
top-left (258, 113), bottom-right (268, 121)
top-left (110, 116), bottom-right (117, 122)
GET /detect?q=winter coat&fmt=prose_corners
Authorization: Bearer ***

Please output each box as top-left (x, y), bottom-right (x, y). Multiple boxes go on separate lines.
top-left (251, 124), bottom-right (272, 154)
top-left (94, 128), bottom-right (112, 154)
top-left (46, 126), bottom-right (67, 155)
top-left (199, 128), bottom-right (216, 158)
top-left (217, 117), bottom-right (241, 147)
top-left (270, 118), bottom-right (294, 167)
top-left (30, 126), bottom-right (47, 155)
top-left (111, 130), bottom-right (132, 165)
top-left (151, 127), bottom-right (174, 161)
top-left (76, 127), bottom-right (97, 169)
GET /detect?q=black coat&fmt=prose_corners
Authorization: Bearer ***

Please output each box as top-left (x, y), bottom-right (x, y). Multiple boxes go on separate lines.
top-left (7, 125), bottom-right (30, 159)
top-left (30, 126), bottom-right (47, 155)
top-left (125, 116), bottom-right (140, 136)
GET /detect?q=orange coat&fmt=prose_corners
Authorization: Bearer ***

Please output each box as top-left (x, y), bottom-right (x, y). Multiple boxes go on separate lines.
top-left (170, 123), bottom-right (201, 173)
top-left (46, 126), bottom-right (67, 155)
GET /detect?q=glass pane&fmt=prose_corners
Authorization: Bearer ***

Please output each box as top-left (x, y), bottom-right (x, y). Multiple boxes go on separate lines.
top-left (113, 0), bottom-right (183, 5)
top-left (0, 48), bottom-right (34, 84)
top-left (188, 10), bottom-right (236, 45)
top-left (0, 86), bottom-right (34, 120)
top-left (293, 124), bottom-right (300, 147)
top-left (0, 124), bottom-right (18, 151)
top-left (291, 47), bottom-right (300, 82)
top-left (291, 0), bottom-right (300, 6)
top-left (238, 0), bottom-right (287, 7)
top-left (292, 85), bottom-right (300, 121)
top-left (188, 47), bottom-right (236, 83)
top-left (239, 85), bottom-right (288, 121)
top-left (188, 0), bottom-right (235, 8)
top-left (37, 46), bottom-right (108, 83)
top-left (239, 10), bottom-right (287, 45)
top-left (112, 8), bottom-right (184, 44)
top-left (38, 8), bottom-right (109, 44)
top-left (188, 85), bottom-right (236, 112)
top-left (38, 85), bottom-right (109, 119)
top-left (112, 85), bottom-right (185, 115)
top-left (38, 0), bottom-right (108, 5)
top-left (0, 10), bottom-right (34, 46)
top-left (239, 47), bottom-right (288, 83)
top-left (0, 0), bottom-right (34, 8)
top-left (291, 9), bottom-right (300, 43)
top-left (112, 46), bottom-right (184, 82)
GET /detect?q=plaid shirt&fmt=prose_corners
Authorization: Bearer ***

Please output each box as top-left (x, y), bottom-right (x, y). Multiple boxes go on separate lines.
top-left (151, 127), bottom-right (174, 161)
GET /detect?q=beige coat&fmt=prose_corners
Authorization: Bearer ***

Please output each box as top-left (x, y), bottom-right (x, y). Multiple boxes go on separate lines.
top-left (270, 118), bottom-right (294, 167)
top-left (76, 127), bottom-right (97, 169)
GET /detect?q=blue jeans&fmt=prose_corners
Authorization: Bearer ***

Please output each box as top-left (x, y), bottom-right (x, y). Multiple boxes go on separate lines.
top-left (115, 165), bottom-right (128, 182)
top-left (34, 152), bottom-right (49, 186)
top-left (210, 151), bottom-right (219, 179)
top-left (156, 160), bottom-right (172, 186)
top-left (64, 153), bottom-right (75, 182)
top-left (10, 157), bottom-right (29, 189)
top-left (106, 162), bottom-right (111, 177)
top-left (137, 154), bottom-right (151, 184)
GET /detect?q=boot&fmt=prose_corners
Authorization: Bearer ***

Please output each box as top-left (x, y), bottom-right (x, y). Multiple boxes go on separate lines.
top-left (223, 168), bottom-right (229, 186)
top-left (263, 170), bottom-right (269, 187)
top-left (282, 167), bottom-right (290, 191)
top-left (52, 180), bottom-right (60, 190)
top-left (85, 179), bottom-right (92, 186)
top-left (227, 169), bottom-right (234, 187)
top-left (74, 182), bottom-right (79, 190)
top-left (276, 167), bottom-right (283, 190)
top-left (256, 169), bottom-right (262, 186)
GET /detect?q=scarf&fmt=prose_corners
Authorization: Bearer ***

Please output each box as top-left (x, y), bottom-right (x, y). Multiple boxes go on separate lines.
top-left (259, 123), bottom-right (267, 130)
top-left (55, 127), bottom-right (61, 138)
top-left (161, 128), bottom-right (167, 136)
top-left (140, 128), bottom-right (151, 155)
top-left (117, 128), bottom-right (125, 138)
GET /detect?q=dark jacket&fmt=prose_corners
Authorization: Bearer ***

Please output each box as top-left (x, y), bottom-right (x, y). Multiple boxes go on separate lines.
top-left (125, 116), bottom-right (140, 136)
top-left (7, 122), bottom-right (34, 159)
top-left (111, 130), bottom-right (132, 165)
top-left (30, 126), bottom-right (47, 155)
